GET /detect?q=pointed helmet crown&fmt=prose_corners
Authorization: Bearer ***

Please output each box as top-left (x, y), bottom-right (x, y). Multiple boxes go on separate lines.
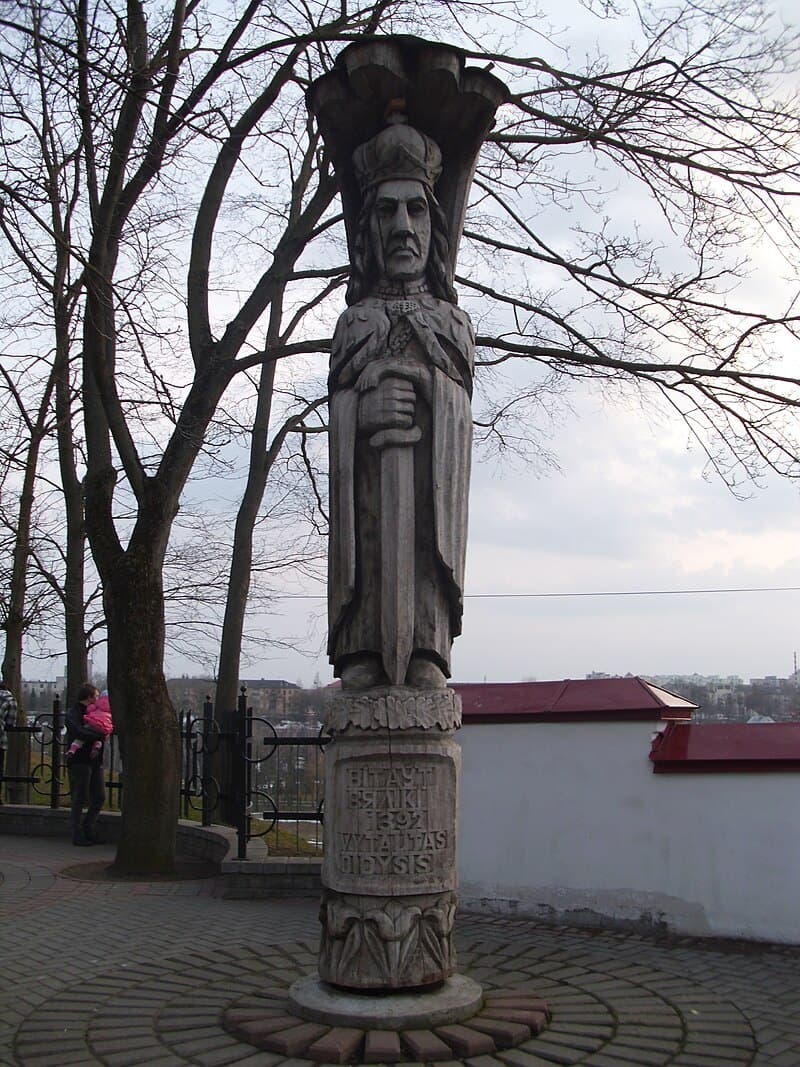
top-left (352, 107), bottom-right (442, 194)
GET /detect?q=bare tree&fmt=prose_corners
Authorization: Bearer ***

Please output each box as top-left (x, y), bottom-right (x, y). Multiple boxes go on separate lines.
top-left (0, 364), bottom-right (52, 687)
top-left (213, 110), bottom-right (339, 731)
top-left (458, 0), bottom-right (800, 483)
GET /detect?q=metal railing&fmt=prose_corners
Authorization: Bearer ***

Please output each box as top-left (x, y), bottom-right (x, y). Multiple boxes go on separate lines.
top-left (0, 688), bottom-right (331, 858)
top-left (2, 703), bottom-right (67, 807)
top-left (234, 689), bottom-right (331, 859)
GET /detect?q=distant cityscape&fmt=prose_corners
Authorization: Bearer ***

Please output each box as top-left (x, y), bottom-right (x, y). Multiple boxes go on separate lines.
top-left (18, 668), bottom-right (800, 724)
top-left (588, 671), bottom-right (800, 722)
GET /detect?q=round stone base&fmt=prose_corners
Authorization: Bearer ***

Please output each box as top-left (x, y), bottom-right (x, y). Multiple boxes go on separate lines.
top-left (223, 982), bottom-right (551, 1062)
top-left (288, 974), bottom-right (483, 1030)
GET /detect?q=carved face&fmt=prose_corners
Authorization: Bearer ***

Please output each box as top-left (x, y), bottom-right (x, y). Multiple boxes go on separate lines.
top-left (370, 178), bottom-right (432, 284)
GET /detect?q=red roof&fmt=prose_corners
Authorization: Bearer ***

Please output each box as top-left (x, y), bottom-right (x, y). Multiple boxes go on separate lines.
top-left (453, 677), bottom-right (697, 723)
top-left (650, 721), bottom-right (800, 772)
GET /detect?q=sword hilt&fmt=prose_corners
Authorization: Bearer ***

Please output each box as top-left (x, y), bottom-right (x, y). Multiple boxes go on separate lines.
top-left (369, 425), bottom-right (422, 449)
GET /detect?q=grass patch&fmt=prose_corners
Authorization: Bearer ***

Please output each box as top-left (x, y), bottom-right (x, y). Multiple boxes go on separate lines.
top-left (260, 822), bottom-right (323, 857)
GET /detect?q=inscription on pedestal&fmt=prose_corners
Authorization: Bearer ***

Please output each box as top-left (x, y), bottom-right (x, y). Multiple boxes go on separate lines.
top-left (325, 753), bottom-right (456, 896)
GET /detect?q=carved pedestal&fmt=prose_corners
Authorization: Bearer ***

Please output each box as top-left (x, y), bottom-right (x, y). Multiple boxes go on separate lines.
top-left (319, 688), bottom-right (461, 990)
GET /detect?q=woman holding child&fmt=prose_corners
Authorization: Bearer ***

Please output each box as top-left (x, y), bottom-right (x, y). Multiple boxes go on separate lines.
top-left (65, 683), bottom-right (112, 846)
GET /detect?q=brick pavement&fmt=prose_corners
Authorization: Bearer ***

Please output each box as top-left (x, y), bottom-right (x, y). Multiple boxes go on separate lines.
top-left (2, 835), bottom-right (799, 1066)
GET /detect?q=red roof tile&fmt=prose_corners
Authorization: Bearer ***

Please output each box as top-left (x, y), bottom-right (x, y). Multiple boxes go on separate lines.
top-left (650, 721), bottom-right (800, 772)
top-left (454, 677), bottom-right (696, 723)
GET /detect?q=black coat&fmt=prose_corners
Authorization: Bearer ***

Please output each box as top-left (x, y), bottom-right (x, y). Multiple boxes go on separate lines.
top-left (65, 701), bottom-right (106, 765)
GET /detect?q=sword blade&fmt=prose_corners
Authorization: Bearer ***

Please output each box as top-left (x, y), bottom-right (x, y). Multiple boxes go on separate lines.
top-left (380, 443), bottom-right (415, 686)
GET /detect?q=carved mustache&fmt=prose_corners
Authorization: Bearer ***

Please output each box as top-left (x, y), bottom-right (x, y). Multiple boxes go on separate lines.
top-left (386, 235), bottom-right (422, 256)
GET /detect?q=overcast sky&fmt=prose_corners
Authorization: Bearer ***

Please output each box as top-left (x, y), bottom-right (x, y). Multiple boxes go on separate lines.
top-left (223, 382), bottom-right (800, 688)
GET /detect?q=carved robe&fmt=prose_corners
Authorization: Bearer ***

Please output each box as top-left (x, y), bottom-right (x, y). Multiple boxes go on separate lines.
top-left (328, 292), bottom-right (474, 678)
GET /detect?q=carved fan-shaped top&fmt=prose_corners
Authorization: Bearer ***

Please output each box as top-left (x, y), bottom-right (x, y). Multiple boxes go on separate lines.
top-left (307, 36), bottom-right (509, 270)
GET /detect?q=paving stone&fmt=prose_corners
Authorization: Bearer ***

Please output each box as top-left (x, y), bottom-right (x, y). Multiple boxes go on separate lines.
top-left (484, 994), bottom-right (550, 1014)
top-left (435, 1023), bottom-right (497, 1057)
top-left (593, 1042), bottom-right (669, 1065)
top-left (363, 1028), bottom-right (403, 1063)
top-left (680, 1040), bottom-right (753, 1061)
top-left (238, 1014), bottom-right (306, 1040)
top-left (10, 1050), bottom-right (87, 1067)
top-left (614, 1010), bottom-right (680, 1026)
top-left (169, 1033), bottom-right (245, 1056)
top-left (260, 1022), bottom-right (329, 1056)
top-left (306, 1027), bottom-right (364, 1064)
top-left (684, 1032), bottom-right (755, 1051)
top-left (482, 1008), bottom-right (550, 1033)
top-left (583, 1055), bottom-right (646, 1067)
top-left (467, 1017), bottom-right (532, 1048)
top-left (116, 1055), bottom-right (185, 1067)
top-left (227, 1055), bottom-right (284, 1067)
top-left (517, 1038), bottom-right (584, 1065)
top-left (547, 1009), bottom-right (611, 1023)
top-left (527, 1028), bottom-right (601, 1053)
top-left (402, 1028), bottom-right (455, 1060)
top-left (757, 1037), bottom-right (798, 1056)
top-left (543, 997), bottom-right (602, 1010)
top-left (193, 1040), bottom-right (269, 1066)
top-left (15, 1039), bottom-right (88, 1055)
top-left (612, 1034), bottom-right (681, 1054)
top-left (497, 1050), bottom-right (567, 1067)
top-left (225, 1008), bottom-right (286, 1025)
top-left (101, 1046), bottom-right (178, 1067)
top-left (688, 1021), bottom-right (754, 1038)
top-left (614, 1023), bottom-right (683, 1039)
top-left (762, 1052), bottom-right (800, 1066)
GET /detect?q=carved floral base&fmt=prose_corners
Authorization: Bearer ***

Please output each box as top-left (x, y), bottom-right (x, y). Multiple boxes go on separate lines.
top-left (326, 686), bottom-right (462, 733)
top-left (319, 888), bottom-right (456, 989)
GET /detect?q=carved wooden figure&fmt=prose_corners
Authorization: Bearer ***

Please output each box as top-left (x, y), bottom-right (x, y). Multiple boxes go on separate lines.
top-left (308, 37), bottom-right (507, 992)
top-left (328, 116), bottom-right (474, 690)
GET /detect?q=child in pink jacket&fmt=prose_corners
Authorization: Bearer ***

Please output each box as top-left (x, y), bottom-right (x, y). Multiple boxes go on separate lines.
top-left (67, 692), bottom-right (112, 759)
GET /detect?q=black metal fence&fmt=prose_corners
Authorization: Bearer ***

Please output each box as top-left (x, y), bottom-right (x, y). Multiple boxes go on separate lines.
top-left (236, 694), bottom-right (331, 860)
top-left (2, 706), bottom-right (70, 808)
top-left (0, 687), bottom-right (331, 859)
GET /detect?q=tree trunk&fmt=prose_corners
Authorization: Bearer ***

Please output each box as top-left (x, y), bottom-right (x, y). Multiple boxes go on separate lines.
top-left (213, 322), bottom-right (279, 822)
top-left (105, 552), bottom-right (180, 873)
top-left (2, 381), bottom-right (54, 800)
top-left (212, 483), bottom-right (265, 826)
top-left (54, 303), bottom-right (88, 703)
top-left (1, 625), bottom-right (28, 805)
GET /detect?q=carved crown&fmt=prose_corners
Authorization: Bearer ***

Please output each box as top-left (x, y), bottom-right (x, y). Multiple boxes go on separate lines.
top-left (353, 114), bottom-right (442, 194)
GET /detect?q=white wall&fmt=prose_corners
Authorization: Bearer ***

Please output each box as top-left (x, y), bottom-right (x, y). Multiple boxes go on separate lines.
top-left (458, 720), bottom-right (800, 943)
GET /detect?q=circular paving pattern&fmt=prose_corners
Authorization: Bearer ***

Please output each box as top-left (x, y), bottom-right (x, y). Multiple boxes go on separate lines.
top-left (12, 937), bottom-right (757, 1065)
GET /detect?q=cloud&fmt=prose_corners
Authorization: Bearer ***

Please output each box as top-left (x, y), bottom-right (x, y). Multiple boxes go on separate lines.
top-left (455, 387), bottom-right (800, 681)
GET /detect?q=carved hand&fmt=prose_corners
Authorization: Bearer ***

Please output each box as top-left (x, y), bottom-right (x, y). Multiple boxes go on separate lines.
top-left (357, 357), bottom-right (420, 392)
top-left (358, 375), bottom-right (416, 437)
top-left (357, 356), bottom-right (432, 406)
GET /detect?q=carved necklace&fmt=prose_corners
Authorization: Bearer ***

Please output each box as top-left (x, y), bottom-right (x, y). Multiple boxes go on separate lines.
top-left (372, 280), bottom-right (428, 300)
